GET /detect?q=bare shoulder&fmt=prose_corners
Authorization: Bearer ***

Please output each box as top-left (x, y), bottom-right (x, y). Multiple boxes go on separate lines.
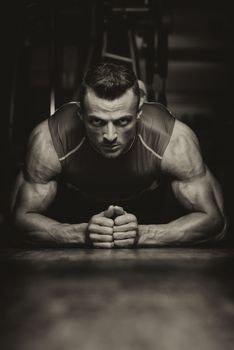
top-left (161, 119), bottom-right (205, 180)
top-left (25, 119), bottom-right (62, 183)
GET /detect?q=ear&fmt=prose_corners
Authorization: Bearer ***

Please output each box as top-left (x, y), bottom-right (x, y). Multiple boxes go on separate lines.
top-left (138, 79), bottom-right (147, 113)
top-left (137, 108), bottom-right (143, 120)
top-left (77, 103), bottom-right (83, 121)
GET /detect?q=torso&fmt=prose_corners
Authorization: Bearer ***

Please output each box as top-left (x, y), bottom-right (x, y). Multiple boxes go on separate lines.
top-left (48, 101), bottom-right (175, 206)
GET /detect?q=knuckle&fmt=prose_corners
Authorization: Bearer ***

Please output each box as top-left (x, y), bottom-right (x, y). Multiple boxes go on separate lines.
top-left (114, 217), bottom-right (121, 225)
top-left (88, 223), bottom-right (95, 231)
top-left (113, 230), bottom-right (136, 240)
top-left (89, 233), bottom-right (99, 241)
top-left (94, 217), bottom-right (104, 225)
top-left (126, 214), bottom-right (133, 221)
top-left (91, 215), bottom-right (99, 222)
top-left (114, 240), bottom-right (121, 247)
top-left (113, 239), bottom-right (125, 247)
top-left (103, 227), bottom-right (113, 235)
top-left (89, 234), bottom-right (97, 243)
top-left (105, 218), bottom-right (114, 226)
top-left (125, 239), bottom-right (135, 246)
top-left (104, 235), bottom-right (113, 242)
top-left (113, 232), bottom-right (121, 239)
top-left (90, 233), bottom-right (113, 243)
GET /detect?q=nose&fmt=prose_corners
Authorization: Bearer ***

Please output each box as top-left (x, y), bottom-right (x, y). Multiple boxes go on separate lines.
top-left (103, 122), bottom-right (117, 143)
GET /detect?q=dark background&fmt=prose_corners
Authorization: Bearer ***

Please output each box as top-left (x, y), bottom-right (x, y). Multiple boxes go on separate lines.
top-left (0, 0), bottom-right (233, 245)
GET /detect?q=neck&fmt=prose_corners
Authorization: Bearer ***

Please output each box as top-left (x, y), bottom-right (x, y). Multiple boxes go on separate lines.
top-left (122, 135), bottom-right (136, 155)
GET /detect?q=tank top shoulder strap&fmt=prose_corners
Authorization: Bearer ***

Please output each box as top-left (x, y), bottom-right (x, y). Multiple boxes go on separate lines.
top-left (138, 102), bottom-right (175, 159)
top-left (48, 102), bottom-right (85, 161)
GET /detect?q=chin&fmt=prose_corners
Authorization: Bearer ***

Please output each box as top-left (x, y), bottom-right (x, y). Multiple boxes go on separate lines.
top-left (100, 148), bottom-right (123, 158)
top-left (101, 151), bottom-right (122, 159)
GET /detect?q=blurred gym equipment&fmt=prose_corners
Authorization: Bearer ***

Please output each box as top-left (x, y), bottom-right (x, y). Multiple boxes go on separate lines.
top-left (7, 0), bottom-right (172, 164)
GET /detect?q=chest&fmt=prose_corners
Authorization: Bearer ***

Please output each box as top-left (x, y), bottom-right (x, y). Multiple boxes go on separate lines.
top-left (62, 140), bottom-right (161, 200)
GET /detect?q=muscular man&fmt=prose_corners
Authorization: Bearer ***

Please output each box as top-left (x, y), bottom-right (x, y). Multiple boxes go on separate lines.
top-left (11, 62), bottom-right (226, 247)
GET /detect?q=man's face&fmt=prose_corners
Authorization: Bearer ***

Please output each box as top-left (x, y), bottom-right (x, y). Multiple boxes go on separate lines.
top-left (82, 88), bottom-right (140, 158)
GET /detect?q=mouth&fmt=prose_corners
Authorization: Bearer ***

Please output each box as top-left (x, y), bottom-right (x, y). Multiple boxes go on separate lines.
top-left (102, 144), bottom-right (120, 152)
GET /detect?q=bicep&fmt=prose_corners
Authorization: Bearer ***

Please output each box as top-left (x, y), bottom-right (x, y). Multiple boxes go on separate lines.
top-left (13, 173), bottom-right (57, 214)
top-left (12, 120), bottom-right (61, 214)
top-left (171, 167), bottom-right (224, 218)
top-left (162, 120), bottom-right (225, 218)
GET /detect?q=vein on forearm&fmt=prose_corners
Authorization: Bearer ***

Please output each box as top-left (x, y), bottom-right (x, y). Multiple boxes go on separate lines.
top-left (138, 211), bottom-right (223, 246)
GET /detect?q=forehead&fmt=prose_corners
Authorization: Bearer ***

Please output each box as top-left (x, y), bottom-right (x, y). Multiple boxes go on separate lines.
top-left (83, 88), bottom-right (138, 117)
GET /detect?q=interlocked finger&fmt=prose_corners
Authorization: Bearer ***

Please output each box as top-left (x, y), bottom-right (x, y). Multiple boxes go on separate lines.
top-left (91, 216), bottom-right (114, 227)
top-left (114, 238), bottom-right (135, 247)
top-left (88, 224), bottom-right (113, 235)
top-left (113, 230), bottom-right (137, 240)
top-left (113, 222), bottom-right (138, 232)
top-left (89, 233), bottom-right (113, 242)
top-left (114, 214), bottom-right (137, 226)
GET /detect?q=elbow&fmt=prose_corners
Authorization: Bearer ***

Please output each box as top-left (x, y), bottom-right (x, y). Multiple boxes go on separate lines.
top-left (11, 209), bottom-right (24, 231)
top-left (10, 209), bottom-right (17, 227)
top-left (11, 210), bottom-right (34, 245)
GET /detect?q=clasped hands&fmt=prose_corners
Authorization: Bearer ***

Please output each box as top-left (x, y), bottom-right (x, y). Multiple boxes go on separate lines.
top-left (87, 205), bottom-right (138, 248)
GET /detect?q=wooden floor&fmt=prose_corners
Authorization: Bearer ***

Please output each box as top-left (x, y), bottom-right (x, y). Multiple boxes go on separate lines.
top-left (0, 248), bottom-right (234, 350)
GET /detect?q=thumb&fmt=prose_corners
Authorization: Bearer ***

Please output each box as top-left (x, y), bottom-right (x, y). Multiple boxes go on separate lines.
top-left (114, 206), bottom-right (125, 217)
top-left (103, 205), bottom-right (115, 218)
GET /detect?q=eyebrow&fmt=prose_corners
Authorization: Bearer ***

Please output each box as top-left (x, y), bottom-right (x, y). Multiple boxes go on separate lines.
top-left (87, 115), bottom-right (134, 120)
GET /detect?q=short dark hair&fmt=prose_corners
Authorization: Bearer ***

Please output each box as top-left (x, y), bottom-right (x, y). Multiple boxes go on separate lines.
top-left (79, 62), bottom-right (140, 110)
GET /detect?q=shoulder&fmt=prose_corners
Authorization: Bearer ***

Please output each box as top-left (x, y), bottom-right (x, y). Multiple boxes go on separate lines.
top-left (168, 119), bottom-right (200, 149)
top-left (141, 102), bottom-right (175, 137)
top-left (54, 101), bottom-right (80, 114)
top-left (24, 119), bottom-right (62, 183)
top-left (161, 119), bottom-right (205, 179)
top-left (142, 102), bottom-right (174, 123)
top-left (53, 101), bottom-right (80, 116)
top-left (50, 101), bottom-right (80, 131)
top-left (139, 102), bottom-right (175, 158)
top-left (48, 102), bottom-right (84, 158)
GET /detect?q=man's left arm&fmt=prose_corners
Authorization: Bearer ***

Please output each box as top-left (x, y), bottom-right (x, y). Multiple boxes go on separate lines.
top-left (137, 120), bottom-right (227, 246)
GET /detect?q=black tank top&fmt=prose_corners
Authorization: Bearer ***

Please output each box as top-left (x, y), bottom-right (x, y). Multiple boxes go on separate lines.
top-left (48, 102), bottom-right (175, 205)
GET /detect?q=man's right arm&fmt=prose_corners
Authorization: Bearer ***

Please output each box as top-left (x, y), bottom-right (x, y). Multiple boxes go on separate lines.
top-left (11, 120), bottom-right (88, 246)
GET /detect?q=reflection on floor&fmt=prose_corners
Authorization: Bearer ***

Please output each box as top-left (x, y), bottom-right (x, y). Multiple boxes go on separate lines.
top-left (1, 248), bottom-right (234, 350)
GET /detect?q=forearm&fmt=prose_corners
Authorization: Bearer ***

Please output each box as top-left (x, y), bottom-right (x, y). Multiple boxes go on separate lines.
top-left (138, 212), bottom-right (226, 247)
top-left (13, 212), bottom-right (88, 247)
